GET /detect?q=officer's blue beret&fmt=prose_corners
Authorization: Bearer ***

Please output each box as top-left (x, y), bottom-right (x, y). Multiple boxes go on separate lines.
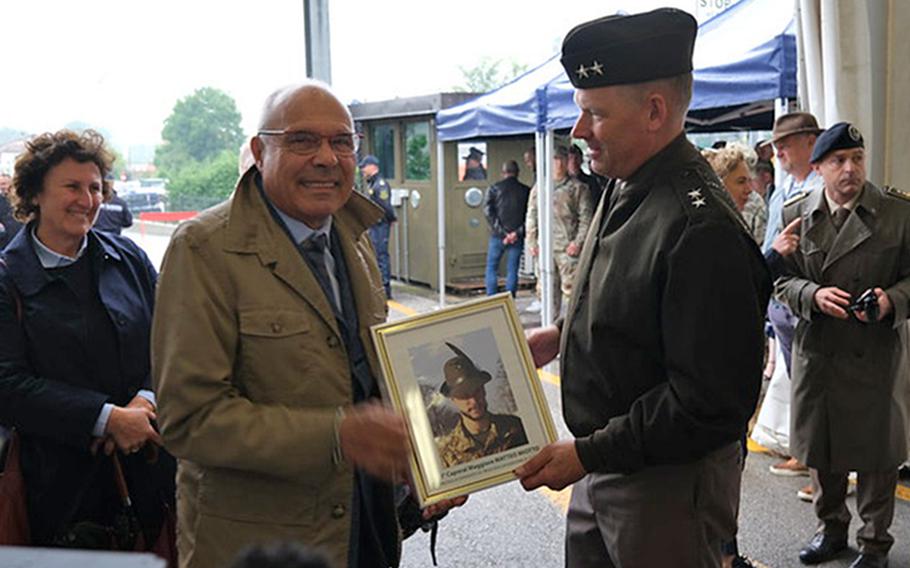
top-left (810, 122), bottom-right (865, 163)
top-left (358, 155), bottom-right (379, 168)
top-left (561, 8), bottom-right (697, 89)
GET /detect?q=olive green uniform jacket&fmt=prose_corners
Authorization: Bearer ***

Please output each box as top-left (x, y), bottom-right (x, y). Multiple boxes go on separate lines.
top-left (152, 169), bottom-right (396, 568)
top-left (777, 182), bottom-right (910, 472)
top-left (561, 134), bottom-right (772, 474)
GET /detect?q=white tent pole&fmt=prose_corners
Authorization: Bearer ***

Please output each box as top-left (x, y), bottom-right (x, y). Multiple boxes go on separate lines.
top-left (774, 97), bottom-right (789, 193)
top-left (796, 0), bottom-right (824, 121)
top-left (534, 131), bottom-right (547, 326)
top-left (542, 130), bottom-right (556, 328)
top-left (436, 139), bottom-right (446, 308)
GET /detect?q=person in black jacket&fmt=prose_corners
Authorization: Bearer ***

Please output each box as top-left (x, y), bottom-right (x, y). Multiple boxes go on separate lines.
top-left (568, 144), bottom-right (605, 207)
top-left (93, 188), bottom-right (133, 235)
top-left (359, 155), bottom-right (396, 298)
top-left (516, 10), bottom-right (771, 567)
top-left (483, 160), bottom-right (530, 296)
top-left (0, 173), bottom-right (23, 249)
top-left (0, 129), bottom-right (175, 550)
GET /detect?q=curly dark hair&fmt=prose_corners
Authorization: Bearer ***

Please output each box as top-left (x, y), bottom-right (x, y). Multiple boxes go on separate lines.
top-left (11, 129), bottom-right (114, 222)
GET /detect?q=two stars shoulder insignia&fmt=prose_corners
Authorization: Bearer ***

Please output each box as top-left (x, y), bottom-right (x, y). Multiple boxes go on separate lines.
top-left (576, 60), bottom-right (604, 80)
top-left (687, 188), bottom-right (707, 208)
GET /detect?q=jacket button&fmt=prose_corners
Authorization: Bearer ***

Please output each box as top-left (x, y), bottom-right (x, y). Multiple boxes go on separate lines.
top-left (271, 322), bottom-right (282, 333)
top-left (332, 504), bottom-right (346, 518)
top-left (117, 315), bottom-right (127, 326)
top-left (327, 336), bottom-right (339, 348)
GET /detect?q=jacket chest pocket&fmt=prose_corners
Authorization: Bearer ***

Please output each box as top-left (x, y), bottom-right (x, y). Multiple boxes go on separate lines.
top-left (237, 309), bottom-right (320, 401)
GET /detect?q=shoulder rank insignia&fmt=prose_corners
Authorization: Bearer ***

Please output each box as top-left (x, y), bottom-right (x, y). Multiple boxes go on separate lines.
top-left (380, 190), bottom-right (389, 200)
top-left (783, 191), bottom-right (810, 208)
top-left (687, 187), bottom-right (707, 208)
top-left (885, 186), bottom-right (910, 202)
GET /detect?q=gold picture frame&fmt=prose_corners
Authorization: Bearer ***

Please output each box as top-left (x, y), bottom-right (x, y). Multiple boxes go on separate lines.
top-left (371, 293), bottom-right (557, 507)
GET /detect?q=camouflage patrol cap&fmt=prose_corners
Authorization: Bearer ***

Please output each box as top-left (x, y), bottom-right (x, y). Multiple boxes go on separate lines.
top-left (440, 342), bottom-right (491, 398)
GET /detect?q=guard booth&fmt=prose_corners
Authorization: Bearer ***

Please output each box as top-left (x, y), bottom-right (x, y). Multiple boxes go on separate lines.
top-left (350, 94), bottom-right (535, 291)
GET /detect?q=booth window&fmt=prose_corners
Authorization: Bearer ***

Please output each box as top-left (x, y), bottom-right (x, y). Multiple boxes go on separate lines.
top-left (457, 142), bottom-right (487, 181)
top-left (370, 124), bottom-right (396, 179)
top-left (405, 122), bottom-right (431, 181)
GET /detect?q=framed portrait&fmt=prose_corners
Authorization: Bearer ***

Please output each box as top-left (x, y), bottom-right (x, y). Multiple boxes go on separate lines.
top-left (371, 293), bottom-right (556, 507)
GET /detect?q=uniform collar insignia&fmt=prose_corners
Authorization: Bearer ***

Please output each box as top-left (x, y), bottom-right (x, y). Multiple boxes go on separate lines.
top-left (687, 187), bottom-right (706, 208)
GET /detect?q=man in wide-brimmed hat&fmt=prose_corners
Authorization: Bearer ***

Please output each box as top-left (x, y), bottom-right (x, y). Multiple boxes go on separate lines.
top-left (759, 111), bottom-right (826, 486)
top-left (435, 342), bottom-right (527, 468)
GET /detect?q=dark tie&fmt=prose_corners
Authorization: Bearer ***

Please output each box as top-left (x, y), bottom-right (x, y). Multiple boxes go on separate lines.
top-left (300, 233), bottom-right (337, 309)
top-left (831, 207), bottom-right (850, 231)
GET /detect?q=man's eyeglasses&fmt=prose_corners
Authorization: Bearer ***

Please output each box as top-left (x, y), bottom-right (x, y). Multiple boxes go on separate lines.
top-left (257, 130), bottom-right (362, 156)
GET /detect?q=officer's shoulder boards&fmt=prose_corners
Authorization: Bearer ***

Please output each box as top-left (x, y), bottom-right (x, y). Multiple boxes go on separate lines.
top-left (885, 186), bottom-right (910, 202)
top-left (783, 192), bottom-right (810, 208)
top-left (673, 166), bottom-right (715, 212)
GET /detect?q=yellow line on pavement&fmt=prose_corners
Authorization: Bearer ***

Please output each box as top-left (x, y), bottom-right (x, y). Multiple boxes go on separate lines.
top-left (387, 300), bottom-right (417, 316)
top-left (538, 369), bottom-right (560, 386)
top-left (747, 439), bottom-right (771, 454)
top-left (538, 486), bottom-right (571, 514)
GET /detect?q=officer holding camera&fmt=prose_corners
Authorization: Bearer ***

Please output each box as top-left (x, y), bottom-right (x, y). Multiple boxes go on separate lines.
top-left (777, 122), bottom-right (910, 568)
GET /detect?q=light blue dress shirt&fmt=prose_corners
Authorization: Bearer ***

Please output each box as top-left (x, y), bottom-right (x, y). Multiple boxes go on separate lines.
top-left (761, 170), bottom-right (824, 254)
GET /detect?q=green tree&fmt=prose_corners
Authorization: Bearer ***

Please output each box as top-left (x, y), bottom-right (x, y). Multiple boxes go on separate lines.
top-left (406, 133), bottom-right (430, 180)
top-left (454, 57), bottom-right (529, 93)
top-left (155, 87), bottom-right (244, 175)
top-left (154, 87), bottom-right (245, 210)
top-left (166, 149), bottom-right (238, 211)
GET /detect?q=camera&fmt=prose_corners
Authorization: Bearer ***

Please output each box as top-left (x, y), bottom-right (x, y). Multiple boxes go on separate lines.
top-left (847, 288), bottom-right (879, 323)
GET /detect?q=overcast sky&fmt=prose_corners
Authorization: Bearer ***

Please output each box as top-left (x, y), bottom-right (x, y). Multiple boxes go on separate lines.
top-left (1, 0), bottom-right (724, 152)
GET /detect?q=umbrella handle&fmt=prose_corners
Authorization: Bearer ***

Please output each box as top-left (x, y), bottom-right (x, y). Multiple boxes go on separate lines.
top-left (112, 453), bottom-right (133, 507)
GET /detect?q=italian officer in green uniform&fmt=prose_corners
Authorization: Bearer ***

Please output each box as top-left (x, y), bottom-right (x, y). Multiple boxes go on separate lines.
top-left (435, 342), bottom-right (527, 468)
top-left (778, 123), bottom-right (910, 568)
top-left (515, 9), bottom-right (772, 567)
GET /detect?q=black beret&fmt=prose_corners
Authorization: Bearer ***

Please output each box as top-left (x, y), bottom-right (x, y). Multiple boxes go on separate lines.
top-left (810, 122), bottom-right (864, 163)
top-left (465, 146), bottom-right (484, 160)
top-left (561, 8), bottom-right (697, 89)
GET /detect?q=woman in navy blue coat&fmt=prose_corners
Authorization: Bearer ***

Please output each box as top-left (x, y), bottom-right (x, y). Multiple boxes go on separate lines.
top-left (0, 130), bottom-right (175, 548)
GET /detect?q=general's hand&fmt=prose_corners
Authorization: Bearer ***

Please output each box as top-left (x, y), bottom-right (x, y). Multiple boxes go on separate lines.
top-left (814, 287), bottom-right (851, 319)
top-left (105, 406), bottom-right (163, 455)
top-left (530, 246), bottom-right (539, 257)
top-left (340, 402), bottom-right (409, 482)
top-left (855, 287), bottom-right (893, 323)
top-left (566, 242), bottom-right (581, 257)
top-left (772, 218), bottom-right (801, 257)
top-left (514, 440), bottom-right (585, 491)
top-left (526, 325), bottom-right (560, 368)
top-left (422, 495), bottom-right (469, 520)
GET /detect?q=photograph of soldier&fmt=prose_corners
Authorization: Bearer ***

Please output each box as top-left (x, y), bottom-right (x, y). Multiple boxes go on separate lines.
top-left (462, 145), bottom-right (487, 181)
top-left (433, 342), bottom-right (528, 468)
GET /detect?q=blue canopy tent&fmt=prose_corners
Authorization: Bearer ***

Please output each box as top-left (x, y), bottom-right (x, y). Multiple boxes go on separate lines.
top-left (437, 0), bottom-right (797, 140)
top-left (432, 0), bottom-right (797, 315)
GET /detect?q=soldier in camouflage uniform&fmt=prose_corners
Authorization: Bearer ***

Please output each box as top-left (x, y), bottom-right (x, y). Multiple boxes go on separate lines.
top-left (525, 146), bottom-right (594, 315)
top-left (435, 343), bottom-right (528, 468)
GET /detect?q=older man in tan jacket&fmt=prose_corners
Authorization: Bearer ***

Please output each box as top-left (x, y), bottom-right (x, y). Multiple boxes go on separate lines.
top-left (153, 82), bottom-right (413, 568)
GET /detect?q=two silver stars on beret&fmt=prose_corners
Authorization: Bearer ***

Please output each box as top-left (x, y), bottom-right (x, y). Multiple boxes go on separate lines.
top-left (688, 188), bottom-right (707, 208)
top-left (576, 60), bottom-right (605, 79)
